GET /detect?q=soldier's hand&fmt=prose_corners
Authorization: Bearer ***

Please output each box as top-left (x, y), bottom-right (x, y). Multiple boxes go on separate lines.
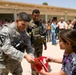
top-left (24, 54), bottom-right (35, 63)
top-left (44, 45), bottom-right (47, 50)
top-left (40, 67), bottom-right (47, 75)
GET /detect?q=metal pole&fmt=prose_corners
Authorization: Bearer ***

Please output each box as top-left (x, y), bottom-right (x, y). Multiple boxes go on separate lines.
top-left (45, 14), bottom-right (48, 23)
top-left (14, 9), bottom-right (17, 21)
top-left (65, 11), bottom-right (67, 21)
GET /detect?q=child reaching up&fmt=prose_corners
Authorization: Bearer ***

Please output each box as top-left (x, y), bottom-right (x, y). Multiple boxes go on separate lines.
top-left (40, 29), bottom-right (76, 75)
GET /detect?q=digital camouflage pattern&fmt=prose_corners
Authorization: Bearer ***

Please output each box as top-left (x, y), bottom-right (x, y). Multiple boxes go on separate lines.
top-left (0, 22), bottom-right (34, 75)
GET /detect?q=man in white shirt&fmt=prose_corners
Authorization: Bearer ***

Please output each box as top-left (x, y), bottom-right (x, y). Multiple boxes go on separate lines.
top-left (58, 17), bottom-right (67, 30)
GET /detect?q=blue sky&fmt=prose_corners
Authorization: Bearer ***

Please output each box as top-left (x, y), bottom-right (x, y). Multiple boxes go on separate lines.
top-left (9, 0), bottom-right (76, 9)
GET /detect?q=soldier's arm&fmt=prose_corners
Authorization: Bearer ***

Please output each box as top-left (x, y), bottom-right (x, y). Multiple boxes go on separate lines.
top-left (0, 27), bottom-right (24, 62)
top-left (25, 32), bottom-right (34, 57)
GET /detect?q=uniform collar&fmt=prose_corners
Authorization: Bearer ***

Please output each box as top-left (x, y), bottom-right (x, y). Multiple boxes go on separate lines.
top-left (30, 19), bottom-right (35, 23)
top-left (30, 19), bottom-right (39, 23)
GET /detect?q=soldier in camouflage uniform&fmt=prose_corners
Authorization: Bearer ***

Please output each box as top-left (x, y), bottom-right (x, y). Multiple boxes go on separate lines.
top-left (27, 9), bottom-right (47, 75)
top-left (0, 12), bottom-right (34, 75)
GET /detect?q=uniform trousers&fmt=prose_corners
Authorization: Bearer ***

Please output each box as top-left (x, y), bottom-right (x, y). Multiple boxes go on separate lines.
top-left (0, 58), bottom-right (22, 75)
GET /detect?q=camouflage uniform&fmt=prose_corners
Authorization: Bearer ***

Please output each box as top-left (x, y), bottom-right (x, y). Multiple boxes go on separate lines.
top-left (0, 22), bottom-right (34, 75)
top-left (28, 19), bottom-right (47, 75)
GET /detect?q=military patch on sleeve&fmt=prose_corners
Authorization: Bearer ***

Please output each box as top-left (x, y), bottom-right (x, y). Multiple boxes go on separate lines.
top-left (0, 35), bottom-right (6, 46)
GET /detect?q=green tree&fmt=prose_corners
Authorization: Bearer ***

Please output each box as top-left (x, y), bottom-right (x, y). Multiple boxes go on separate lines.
top-left (42, 2), bottom-right (48, 5)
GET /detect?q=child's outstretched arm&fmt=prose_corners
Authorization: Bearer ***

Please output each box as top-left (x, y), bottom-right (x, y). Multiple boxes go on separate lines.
top-left (46, 57), bottom-right (63, 64)
top-left (40, 67), bottom-right (66, 75)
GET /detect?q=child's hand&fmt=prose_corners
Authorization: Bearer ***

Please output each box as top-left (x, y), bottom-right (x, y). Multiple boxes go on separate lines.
top-left (40, 67), bottom-right (47, 75)
top-left (46, 57), bottom-right (54, 62)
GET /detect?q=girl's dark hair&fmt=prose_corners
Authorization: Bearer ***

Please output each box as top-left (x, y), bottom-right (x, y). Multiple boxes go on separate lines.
top-left (17, 12), bottom-right (30, 22)
top-left (59, 29), bottom-right (76, 53)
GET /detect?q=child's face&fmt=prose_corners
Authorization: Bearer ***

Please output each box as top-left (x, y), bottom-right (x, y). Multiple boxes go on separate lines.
top-left (59, 38), bottom-right (66, 50)
top-left (67, 21), bottom-right (70, 25)
top-left (59, 38), bottom-right (73, 54)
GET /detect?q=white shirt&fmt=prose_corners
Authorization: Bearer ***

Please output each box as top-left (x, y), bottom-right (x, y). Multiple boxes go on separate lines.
top-left (58, 21), bottom-right (67, 29)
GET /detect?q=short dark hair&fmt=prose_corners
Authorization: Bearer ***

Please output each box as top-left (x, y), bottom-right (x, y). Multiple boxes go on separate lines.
top-left (52, 19), bottom-right (56, 22)
top-left (68, 20), bottom-right (71, 23)
top-left (32, 9), bottom-right (40, 15)
top-left (17, 12), bottom-right (30, 22)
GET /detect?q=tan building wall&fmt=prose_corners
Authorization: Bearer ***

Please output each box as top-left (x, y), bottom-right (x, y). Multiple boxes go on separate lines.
top-left (0, 1), bottom-right (76, 21)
